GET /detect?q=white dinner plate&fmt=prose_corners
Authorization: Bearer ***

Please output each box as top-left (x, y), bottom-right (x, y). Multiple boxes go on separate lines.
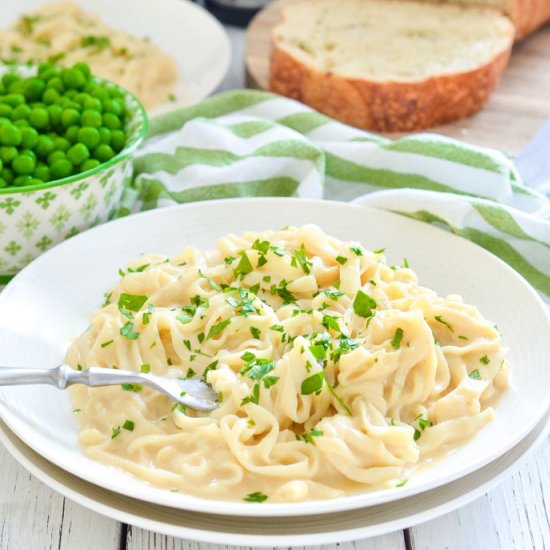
top-left (0, 198), bottom-right (549, 518)
top-left (0, 410), bottom-right (548, 545)
top-left (2, 0), bottom-right (230, 113)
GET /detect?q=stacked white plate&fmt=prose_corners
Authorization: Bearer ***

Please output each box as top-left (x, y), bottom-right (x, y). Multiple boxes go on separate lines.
top-left (1, 199), bottom-right (549, 545)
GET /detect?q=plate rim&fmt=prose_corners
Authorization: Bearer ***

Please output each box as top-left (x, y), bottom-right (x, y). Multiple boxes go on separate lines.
top-left (0, 197), bottom-right (549, 518)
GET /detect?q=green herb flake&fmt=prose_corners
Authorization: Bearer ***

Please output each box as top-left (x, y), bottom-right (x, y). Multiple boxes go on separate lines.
top-left (206, 318), bottom-right (231, 340)
top-left (302, 428), bottom-right (324, 444)
top-left (350, 246), bottom-right (363, 256)
top-left (391, 328), bottom-right (404, 350)
top-left (353, 290), bottom-right (377, 318)
top-left (263, 275), bottom-right (271, 283)
top-left (81, 35), bottom-right (111, 49)
top-left (243, 491), bottom-right (268, 503)
top-left (335, 255), bottom-right (348, 265)
top-left (326, 380), bottom-right (352, 415)
top-left (123, 420), bottom-right (135, 431)
top-left (100, 339), bottom-right (114, 348)
top-left (120, 321), bottom-right (139, 340)
top-left (480, 355), bottom-right (491, 365)
top-left (176, 313), bottom-right (193, 325)
top-left (140, 364), bottom-right (151, 373)
top-left (118, 293), bottom-right (148, 312)
top-left (458, 335), bottom-right (468, 340)
top-left (309, 344), bottom-right (327, 361)
top-left (252, 239), bottom-right (270, 255)
top-left (322, 314), bottom-right (340, 332)
top-left (111, 426), bottom-right (121, 439)
top-left (233, 251), bottom-right (254, 280)
top-left (324, 288), bottom-right (345, 299)
top-left (434, 315), bottom-right (454, 332)
top-left (469, 369), bottom-right (482, 380)
top-left (294, 244), bottom-right (312, 274)
top-left (186, 368), bottom-right (196, 378)
top-left (263, 375), bottom-right (279, 388)
top-left (395, 479), bottom-right (409, 488)
top-left (250, 326), bottom-right (261, 339)
top-left (301, 371), bottom-right (325, 395)
top-left (127, 263), bottom-right (149, 273)
top-left (202, 360), bottom-right (219, 381)
top-left (247, 419), bottom-right (256, 426)
top-left (199, 269), bottom-right (222, 292)
top-left (121, 383), bottom-right (142, 392)
top-left (241, 383), bottom-right (260, 406)
top-left (270, 324), bottom-right (284, 332)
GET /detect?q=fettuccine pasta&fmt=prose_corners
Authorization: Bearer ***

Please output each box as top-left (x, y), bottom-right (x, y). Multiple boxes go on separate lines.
top-left (67, 225), bottom-right (509, 502)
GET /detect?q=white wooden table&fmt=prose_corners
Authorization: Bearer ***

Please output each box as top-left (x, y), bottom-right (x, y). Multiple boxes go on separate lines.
top-left (1, 25), bottom-right (549, 550)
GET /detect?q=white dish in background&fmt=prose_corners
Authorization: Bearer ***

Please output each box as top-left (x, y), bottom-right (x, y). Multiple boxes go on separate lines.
top-left (0, 198), bottom-right (549, 518)
top-left (1, 0), bottom-right (230, 113)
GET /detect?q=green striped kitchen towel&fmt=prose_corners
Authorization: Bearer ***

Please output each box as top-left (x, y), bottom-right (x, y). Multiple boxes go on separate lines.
top-left (129, 90), bottom-right (550, 300)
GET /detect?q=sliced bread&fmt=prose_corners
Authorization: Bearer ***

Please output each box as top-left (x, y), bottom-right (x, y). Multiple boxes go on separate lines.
top-left (269, 0), bottom-right (515, 132)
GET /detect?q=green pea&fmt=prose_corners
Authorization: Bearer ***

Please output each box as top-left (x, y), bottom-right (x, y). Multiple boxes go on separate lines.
top-left (12, 154), bottom-right (36, 175)
top-left (50, 158), bottom-right (73, 179)
top-left (0, 124), bottom-right (22, 146)
top-left (83, 97), bottom-right (102, 112)
top-left (26, 177), bottom-right (44, 186)
top-left (12, 104), bottom-right (31, 121)
top-left (93, 143), bottom-right (114, 162)
top-left (110, 129), bottom-right (126, 152)
top-left (3, 94), bottom-right (25, 107)
top-left (29, 108), bottom-right (50, 129)
top-left (47, 104), bottom-right (62, 127)
top-left (20, 127), bottom-right (39, 149)
top-left (81, 109), bottom-right (102, 128)
top-left (23, 78), bottom-right (46, 102)
top-left (34, 164), bottom-right (50, 181)
top-left (38, 63), bottom-right (55, 76)
top-left (1, 74), bottom-right (19, 88)
top-left (47, 77), bottom-right (64, 93)
top-left (0, 158), bottom-right (3, 171)
top-left (13, 175), bottom-right (33, 186)
top-left (62, 68), bottom-right (86, 90)
top-left (48, 150), bottom-right (66, 164)
top-left (42, 88), bottom-right (60, 105)
top-left (80, 158), bottom-right (101, 172)
top-left (99, 126), bottom-right (111, 144)
top-left (20, 149), bottom-right (36, 162)
top-left (35, 135), bottom-right (55, 157)
top-left (73, 62), bottom-right (91, 79)
top-left (102, 112), bottom-right (121, 130)
top-left (0, 167), bottom-right (14, 183)
top-left (91, 87), bottom-right (109, 102)
top-left (102, 99), bottom-right (122, 116)
top-left (67, 143), bottom-right (90, 166)
top-left (65, 89), bottom-right (77, 99)
top-left (14, 119), bottom-right (30, 128)
top-left (77, 126), bottom-right (100, 149)
top-left (65, 125), bottom-right (80, 144)
top-left (53, 137), bottom-right (70, 152)
top-left (0, 104), bottom-right (12, 118)
top-left (0, 177), bottom-right (6, 188)
top-left (0, 146), bottom-right (18, 163)
top-left (61, 108), bottom-right (80, 128)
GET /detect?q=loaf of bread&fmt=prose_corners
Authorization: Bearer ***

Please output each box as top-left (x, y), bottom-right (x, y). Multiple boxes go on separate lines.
top-left (269, 0), bottom-right (515, 132)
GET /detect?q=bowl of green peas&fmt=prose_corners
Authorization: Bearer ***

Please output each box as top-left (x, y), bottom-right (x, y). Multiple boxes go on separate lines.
top-left (0, 62), bottom-right (148, 283)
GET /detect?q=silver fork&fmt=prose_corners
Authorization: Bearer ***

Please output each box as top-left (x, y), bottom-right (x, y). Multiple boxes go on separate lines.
top-left (0, 365), bottom-right (219, 412)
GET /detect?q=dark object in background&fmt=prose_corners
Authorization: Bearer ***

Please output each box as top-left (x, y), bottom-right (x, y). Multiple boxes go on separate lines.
top-left (202, 0), bottom-right (270, 26)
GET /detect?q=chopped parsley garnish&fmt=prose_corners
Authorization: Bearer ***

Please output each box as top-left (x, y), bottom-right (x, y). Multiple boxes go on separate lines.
top-left (233, 251), bottom-right (254, 280)
top-left (102, 291), bottom-right (112, 306)
top-left (241, 383), bottom-right (260, 405)
top-left (199, 269), bottom-right (222, 292)
top-left (335, 255), bottom-right (348, 265)
top-left (127, 263), bottom-right (149, 273)
top-left (111, 426), bottom-right (121, 439)
top-left (206, 319), bottom-right (231, 339)
top-left (480, 355), bottom-right (490, 365)
top-left (121, 383), bottom-right (142, 392)
top-left (263, 275), bottom-right (271, 283)
top-left (395, 479), bottom-right (409, 488)
top-left (469, 369), bottom-right (482, 380)
top-left (224, 256), bottom-right (236, 265)
top-left (239, 353), bottom-right (276, 384)
top-left (276, 281), bottom-right (296, 304)
top-left (322, 314), bottom-right (340, 332)
top-left (270, 246), bottom-right (286, 256)
top-left (391, 328), bottom-right (404, 350)
top-left (353, 290), bottom-right (377, 318)
top-left (301, 371), bottom-right (325, 395)
top-left (458, 335), bottom-right (468, 340)
top-left (324, 288), bottom-right (345, 299)
top-left (250, 326), bottom-right (261, 339)
top-left (326, 380), bottom-right (352, 415)
top-left (413, 415), bottom-right (432, 440)
top-left (186, 368), bottom-right (196, 378)
top-left (373, 247), bottom-right (386, 254)
top-left (294, 244), bottom-right (312, 274)
top-left (403, 258), bottom-right (410, 268)
top-left (81, 35), bottom-right (110, 50)
top-left (120, 321), bottom-right (139, 340)
top-left (302, 428), bottom-right (324, 444)
top-left (252, 239), bottom-right (270, 255)
top-left (243, 491), bottom-right (268, 502)
top-left (183, 339), bottom-right (191, 350)
top-left (225, 288), bottom-right (259, 317)
top-left (118, 293), bottom-right (148, 312)
top-left (101, 340), bottom-right (114, 348)
top-left (350, 246), bottom-right (363, 256)
top-left (140, 364), bottom-right (150, 373)
top-left (142, 304), bottom-right (154, 325)
top-left (309, 344), bottom-right (327, 362)
top-left (263, 375), bottom-right (279, 388)
top-left (331, 336), bottom-right (358, 362)
top-left (123, 420), bottom-right (135, 431)
top-left (247, 419), bottom-right (256, 426)
top-left (434, 315), bottom-right (454, 332)
top-left (202, 360), bottom-right (219, 380)
top-left (176, 313), bottom-right (193, 324)
top-left (270, 324), bottom-right (284, 332)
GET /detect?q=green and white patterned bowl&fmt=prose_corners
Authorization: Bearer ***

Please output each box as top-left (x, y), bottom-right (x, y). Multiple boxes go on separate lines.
top-left (0, 68), bottom-right (148, 284)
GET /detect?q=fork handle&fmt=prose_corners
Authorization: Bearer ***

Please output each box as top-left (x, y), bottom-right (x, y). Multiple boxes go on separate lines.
top-left (0, 365), bottom-right (66, 388)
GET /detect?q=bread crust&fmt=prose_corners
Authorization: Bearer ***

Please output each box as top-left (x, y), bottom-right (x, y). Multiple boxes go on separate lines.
top-left (269, 43), bottom-right (512, 132)
top-left (511, 0), bottom-right (550, 39)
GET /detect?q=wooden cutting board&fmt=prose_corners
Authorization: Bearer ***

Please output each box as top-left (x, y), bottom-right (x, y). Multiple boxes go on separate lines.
top-left (245, 0), bottom-right (550, 155)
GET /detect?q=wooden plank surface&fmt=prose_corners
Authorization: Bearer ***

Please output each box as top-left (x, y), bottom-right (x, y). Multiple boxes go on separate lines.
top-left (246, 0), bottom-right (550, 155)
top-left (1, 23), bottom-right (549, 550)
